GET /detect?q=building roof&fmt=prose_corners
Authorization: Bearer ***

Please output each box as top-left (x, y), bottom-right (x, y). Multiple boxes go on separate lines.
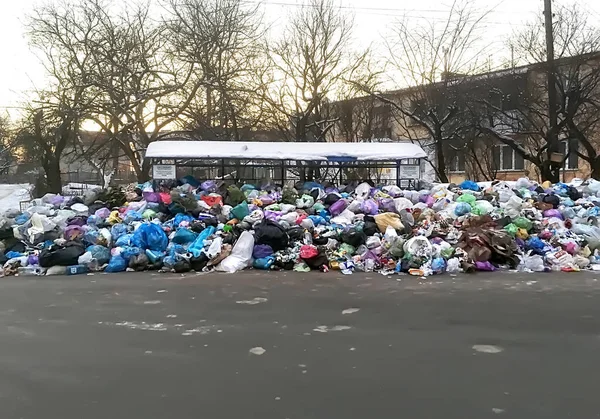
top-left (145, 140), bottom-right (426, 161)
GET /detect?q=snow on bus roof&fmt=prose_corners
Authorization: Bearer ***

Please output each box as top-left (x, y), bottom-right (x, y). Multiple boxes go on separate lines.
top-left (145, 140), bottom-right (426, 161)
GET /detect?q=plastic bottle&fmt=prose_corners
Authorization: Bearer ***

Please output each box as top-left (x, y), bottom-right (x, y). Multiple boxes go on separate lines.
top-left (17, 266), bottom-right (44, 276)
top-left (66, 264), bottom-right (89, 275)
top-left (303, 230), bottom-right (313, 245)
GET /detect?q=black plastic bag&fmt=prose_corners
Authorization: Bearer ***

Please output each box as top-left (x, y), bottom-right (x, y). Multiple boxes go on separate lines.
top-left (340, 230), bottom-right (366, 248)
top-left (255, 219), bottom-right (289, 251)
top-left (39, 242), bottom-right (85, 267)
top-left (303, 248), bottom-right (329, 270)
top-left (286, 226), bottom-right (304, 241)
top-left (323, 193), bottom-right (341, 207)
top-left (362, 221), bottom-right (378, 237)
top-left (173, 259), bottom-right (191, 273)
top-left (190, 253), bottom-right (209, 271)
top-left (128, 253), bottom-right (149, 271)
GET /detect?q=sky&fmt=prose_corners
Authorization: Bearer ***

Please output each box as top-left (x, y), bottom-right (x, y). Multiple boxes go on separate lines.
top-left (1, 0), bottom-right (600, 118)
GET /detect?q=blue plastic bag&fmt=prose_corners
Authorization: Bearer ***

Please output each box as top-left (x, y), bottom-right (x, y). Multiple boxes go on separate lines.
top-left (123, 210), bottom-right (142, 224)
top-left (168, 243), bottom-right (186, 257)
top-left (145, 249), bottom-right (165, 264)
top-left (132, 223), bottom-right (168, 251)
top-left (172, 228), bottom-right (197, 244)
top-left (460, 180), bottom-right (480, 191)
top-left (526, 237), bottom-right (546, 252)
top-left (454, 202), bottom-right (472, 216)
top-left (87, 215), bottom-right (101, 226)
top-left (15, 214), bottom-right (30, 225)
top-left (86, 245), bottom-right (111, 265)
top-left (116, 233), bottom-right (134, 247)
top-left (308, 215), bottom-right (327, 226)
top-left (253, 256), bottom-right (275, 270)
top-left (111, 224), bottom-right (128, 241)
top-left (83, 229), bottom-right (100, 245)
top-left (120, 246), bottom-right (141, 262)
top-left (431, 257), bottom-right (447, 274)
top-left (105, 255), bottom-right (127, 273)
top-left (6, 251), bottom-right (24, 259)
top-left (173, 213), bottom-right (194, 227)
top-left (188, 226), bottom-right (216, 257)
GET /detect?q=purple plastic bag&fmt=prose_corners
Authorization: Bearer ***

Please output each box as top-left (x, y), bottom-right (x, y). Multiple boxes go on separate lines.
top-left (64, 225), bottom-right (85, 240)
top-left (27, 254), bottom-right (39, 266)
top-left (201, 180), bottom-right (217, 192)
top-left (379, 198), bottom-right (396, 213)
top-left (329, 199), bottom-right (348, 216)
top-left (475, 261), bottom-right (496, 271)
top-left (259, 195), bottom-right (275, 206)
top-left (50, 195), bottom-right (65, 207)
top-left (361, 199), bottom-right (379, 215)
top-left (95, 207), bottom-right (110, 219)
top-left (67, 216), bottom-right (87, 226)
top-left (543, 209), bottom-right (563, 219)
top-left (143, 192), bottom-right (161, 203)
top-left (253, 244), bottom-right (274, 259)
top-left (425, 195), bottom-right (435, 208)
top-left (264, 210), bottom-right (281, 221)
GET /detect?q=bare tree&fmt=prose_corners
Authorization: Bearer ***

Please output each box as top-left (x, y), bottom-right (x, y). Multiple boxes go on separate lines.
top-left (364, 0), bottom-right (490, 183)
top-left (482, 3), bottom-right (600, 180)
top-left (264, 0), bottom-right (367, 180)
top-left (166, 0), bottom-right (270, 142)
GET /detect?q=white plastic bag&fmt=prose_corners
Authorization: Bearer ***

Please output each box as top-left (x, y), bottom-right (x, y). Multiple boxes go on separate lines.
top-left (384, 226), bottom-right (398, 242)
top-left (280, 212), bottom-right (299, 225)
top-left (27, 213), bottom-right (57, 242)
top-left (355, 182), bottom-right (371, 199)
top-left (366, 236), bottom-right (381, 249)
top-left (501, 195), bottom-right (523, 219)
top-left (205, 237), bottom-right (223, 260)
top-left (216, 231), bottom-right (254, 273)
top-left (71, 203), bottom-right (89, 215)
top-left (403, 236), bottom-right (433, 257)
top-left (518, 251), bottom-right (545, 272)
top-left (393, 197), bottom-right (413, 212)
top-left (330, 209), bottom-right (355, 225)
top-left (446, 258), bottom-right (460, 273)
top-left (347, 197), bottom-right (364, 213)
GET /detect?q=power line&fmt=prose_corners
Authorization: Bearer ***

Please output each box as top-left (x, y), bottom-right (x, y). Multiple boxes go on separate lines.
top-left (242, 1), bottom-right (532, 26)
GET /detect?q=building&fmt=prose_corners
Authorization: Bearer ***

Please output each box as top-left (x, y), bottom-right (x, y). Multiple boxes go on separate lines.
top-left (331, 52), bottom-right (600, 183)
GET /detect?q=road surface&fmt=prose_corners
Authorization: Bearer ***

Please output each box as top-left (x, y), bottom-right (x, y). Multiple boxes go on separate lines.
top-left (1, 270), bottom-right (599, 418)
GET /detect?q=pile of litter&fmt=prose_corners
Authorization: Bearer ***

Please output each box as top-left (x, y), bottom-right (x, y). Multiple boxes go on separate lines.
top-left (1, 176), bottom-right (600, 277)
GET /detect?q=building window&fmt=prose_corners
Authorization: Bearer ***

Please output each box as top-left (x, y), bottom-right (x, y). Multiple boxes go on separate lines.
top-left (448, 153), bottom-right (465, 172)
top-left (493, 144), bottom-right (524, 171)
top-left (559, 139), bottom-right (579, 170)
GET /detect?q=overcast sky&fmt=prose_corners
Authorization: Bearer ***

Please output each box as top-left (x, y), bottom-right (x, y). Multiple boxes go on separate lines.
top-left (1, 0), bottom-right (599, 116)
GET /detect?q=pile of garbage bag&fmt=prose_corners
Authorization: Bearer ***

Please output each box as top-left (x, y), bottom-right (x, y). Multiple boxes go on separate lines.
top-left (3, 176), bottom-right (600, 277)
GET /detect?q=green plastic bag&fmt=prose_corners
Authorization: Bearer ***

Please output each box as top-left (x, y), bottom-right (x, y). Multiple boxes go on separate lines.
top-left (312, 202), bottom-right (325, 212)
top-left (230, 201), bottom-right (250, 220)
top-left (282, 188), bottom-right (298, 204)
top-left (513, 217), bottom-right (533, 231)
top-left (338, 243), bottom-right (356, 256)
top-left (504, 223), bottom-right (518, 237)
top-left (142, 209), bottom-right (157, 220)
top-left (457, 194), bottom-right (476, 205)
top-left (440, 247), bottom-right (455, 259)
top-left (225, 185), bottom-right (245, 206)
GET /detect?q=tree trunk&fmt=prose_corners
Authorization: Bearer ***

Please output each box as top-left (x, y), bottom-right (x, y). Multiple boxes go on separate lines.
top-left (539, 161), bottom-right (560, 183)
top-left (44, 157), bottom-right (62, 194)
top-left (137, 159), bottom-right (152, 183)
top-left (591, 158), bottom-right (600, 180)
top-left (434, 131), bottom-right (449, 183)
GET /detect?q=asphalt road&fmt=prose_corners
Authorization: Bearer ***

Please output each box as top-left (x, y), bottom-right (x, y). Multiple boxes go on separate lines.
top-left (1, 270), bottom-right (600, 418)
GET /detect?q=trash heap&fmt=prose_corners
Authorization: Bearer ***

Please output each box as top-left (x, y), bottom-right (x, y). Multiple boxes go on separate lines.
top-left (3, 176), bottom-right (600, 277)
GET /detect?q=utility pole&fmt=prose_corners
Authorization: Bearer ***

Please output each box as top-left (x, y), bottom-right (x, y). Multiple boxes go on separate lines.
top-left (544, 0), bottom-right (559, 182)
